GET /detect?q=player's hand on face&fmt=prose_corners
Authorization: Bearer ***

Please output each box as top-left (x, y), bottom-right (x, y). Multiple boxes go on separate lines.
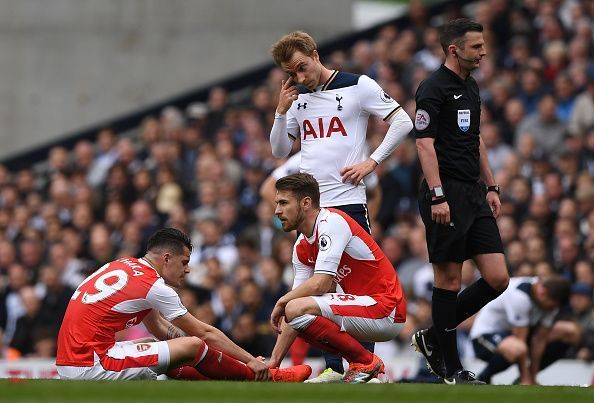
top-left (486, 192), bottom-right (501, 218)
top-left (431, 201), bottom-right (451, 225)
top-left (247, 358), bottom-right (270, 381)
top-left (340, 158), bottom-right (377, 186)
top-left (276, 77), bottom-right (298, 114)
top-left (270, 302), bottom-right (285, 334)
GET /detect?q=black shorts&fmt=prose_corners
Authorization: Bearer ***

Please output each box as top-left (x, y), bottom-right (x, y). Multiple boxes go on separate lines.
top-left (331, 204), bottom-right (371, 234)
top-left (472, 331), bottom-right (511, 362)
top-left (418, 179), bottom-right (504, 263)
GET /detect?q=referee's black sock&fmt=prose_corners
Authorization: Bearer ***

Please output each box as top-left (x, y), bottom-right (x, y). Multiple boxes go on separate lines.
top-left (431, 287), bottom-right (462, 377)
top-left (427, 279), bottom-right (502, 345)
top-left (478, 353), bottom-right (512, 383)
top-left (455, 278), bottom-right (502, 324)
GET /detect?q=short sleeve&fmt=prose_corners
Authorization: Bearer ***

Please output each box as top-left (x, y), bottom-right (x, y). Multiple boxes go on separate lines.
top-left (503, 292), bottom-right (531, 328)
top-left (271, 152), bottom-right (301, 180)
top-left (413, 79), bottom-right (442, 139)
top-left (146, 278), bottom-right (188, 321)
top-left (314, 213), bottom-right (351, 277)
top-left (357, 75), bottom-right (402, 122)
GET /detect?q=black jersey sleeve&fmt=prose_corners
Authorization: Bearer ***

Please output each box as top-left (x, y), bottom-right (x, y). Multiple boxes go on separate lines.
top-left (413, 79), bottom-right (442, 139)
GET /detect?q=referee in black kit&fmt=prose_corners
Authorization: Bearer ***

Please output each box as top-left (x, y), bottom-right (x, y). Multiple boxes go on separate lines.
top-left (411, 19), bottom-right (510, 385)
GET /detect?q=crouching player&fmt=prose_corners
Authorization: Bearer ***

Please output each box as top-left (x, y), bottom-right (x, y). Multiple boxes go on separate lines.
top-left (268, 173), bottom-right (406, 383)
top-left (56, 228), bottom-right (310, 382)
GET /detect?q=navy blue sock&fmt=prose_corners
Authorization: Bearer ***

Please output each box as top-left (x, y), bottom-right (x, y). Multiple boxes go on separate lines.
top-left (324, 341), bottom-right (374, 372)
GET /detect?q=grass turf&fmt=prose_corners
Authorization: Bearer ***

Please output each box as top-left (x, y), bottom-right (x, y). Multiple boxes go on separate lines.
top-left (1, 380), bottom-right (592, 403)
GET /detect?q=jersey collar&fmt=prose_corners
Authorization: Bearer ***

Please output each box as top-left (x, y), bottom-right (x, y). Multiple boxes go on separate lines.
top-left (138, 257), bottom-right (161, 277)
top-left (440, 64), bottom-right (471, 83)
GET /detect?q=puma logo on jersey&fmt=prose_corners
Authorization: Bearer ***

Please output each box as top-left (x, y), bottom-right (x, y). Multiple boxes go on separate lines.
top-left (302, 117), bottom-right (347, 140)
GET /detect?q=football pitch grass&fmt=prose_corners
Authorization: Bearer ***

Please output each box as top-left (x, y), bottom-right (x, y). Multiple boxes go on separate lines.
top-left (1, 380), bottom-right (593, 403)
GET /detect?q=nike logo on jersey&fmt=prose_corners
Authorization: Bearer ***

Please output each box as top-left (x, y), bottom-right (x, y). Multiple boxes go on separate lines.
top-left (444, 327), bottom-right (457, 332)
top-left (454, 94), bottom-right (462, 99)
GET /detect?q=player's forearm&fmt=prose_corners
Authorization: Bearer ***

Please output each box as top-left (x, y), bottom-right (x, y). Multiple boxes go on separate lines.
top-left (270, 114), bottom-right (293, 158)
top-left (529, 329), bottom-right (548, 378)
top-left (370, 109), bottom-right (412, 164)
top-left (201, 324), bottom-right (256, 364)
top-left (280, 274), bottom-right (333, 306)
top-left (270, 320), bottom-right (299, 366)
top-left (416, 139), bottom-right (442, 188)
top-left (478, 137), bottom-right (496, 186)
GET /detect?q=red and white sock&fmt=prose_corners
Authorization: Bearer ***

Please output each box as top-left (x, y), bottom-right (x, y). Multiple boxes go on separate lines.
top-left (292, 315), bottom-right (372, 365)
top-left (192, 342), bottom-right (256, 380)
top-left (166, 366), bottom-right (210, 380)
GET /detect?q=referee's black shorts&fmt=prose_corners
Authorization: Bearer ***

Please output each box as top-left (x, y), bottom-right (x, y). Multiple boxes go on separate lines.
top-left (418, 179), bottom-right (504, 263)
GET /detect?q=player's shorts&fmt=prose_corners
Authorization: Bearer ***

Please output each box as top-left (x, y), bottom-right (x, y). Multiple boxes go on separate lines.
top-left (57, 340), bottom-right (170, 380)
top-left (312, 293), bottom-right (403, 342)
top-left (331, 204), bottom-right (371, 234)
top-left (418, 178), bottom-right (504, 263)
top-left (472, 331), bottom-right (512, 361)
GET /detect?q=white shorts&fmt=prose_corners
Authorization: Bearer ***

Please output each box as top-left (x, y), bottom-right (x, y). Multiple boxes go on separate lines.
top-left (57, 340), bottom-right (170, 380)
top-left (312, 293), bottom-right (404, 342)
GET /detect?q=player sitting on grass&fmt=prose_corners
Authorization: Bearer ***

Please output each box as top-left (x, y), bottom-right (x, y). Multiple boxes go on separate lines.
top-left (56, 228), bottom-right (311, 382)
top-left (267, 173), bottom-right (407, 383)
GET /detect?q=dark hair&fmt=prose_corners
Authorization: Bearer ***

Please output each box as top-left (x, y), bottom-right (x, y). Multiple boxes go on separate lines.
top-left (542, 276), bottom-right (571, 305)
top-left (275, 173), bottom-right (320, 208)
top-left (439, 18), bottom-right (483, 54)
top-left (147, 228), bottom-right (193, 255)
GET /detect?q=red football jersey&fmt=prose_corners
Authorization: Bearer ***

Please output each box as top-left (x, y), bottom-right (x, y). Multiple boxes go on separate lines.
top-left (56, 257), bottom-right (187, 366)
top-left (292, 208), bottom-right (406, 322)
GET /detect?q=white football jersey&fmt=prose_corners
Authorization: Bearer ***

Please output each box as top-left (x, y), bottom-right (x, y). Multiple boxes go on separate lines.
top-left (271, 151), bottom-right (379, 191)
top-left (285, 71), bottom-right (401, 207)
top-left (469, 277), bottom-right (558, 339)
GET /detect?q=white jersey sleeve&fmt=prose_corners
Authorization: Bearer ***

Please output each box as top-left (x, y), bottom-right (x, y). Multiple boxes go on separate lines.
top-left (271, 152), bottom-right (302, 180)
top-left (292, 242), bottom-right (313, 290)
top-left (358, 75), bottom-right (402, 120)
top-left (286, 108), bottom-right (300, 141)
top-left (503, 291), bottom-right (531, 328)
top-left (314, 213), bottom-right (351, 277)
top-left (146, 278), bottom-right (188, 321)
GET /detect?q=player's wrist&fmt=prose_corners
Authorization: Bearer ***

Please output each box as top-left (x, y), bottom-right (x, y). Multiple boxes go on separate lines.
top-left (275, 109), bottom-right (287, 117)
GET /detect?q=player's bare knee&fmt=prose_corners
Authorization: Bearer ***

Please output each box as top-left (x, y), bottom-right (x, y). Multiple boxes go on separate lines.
top-left (490, 273), bottom-right (509, 293)
top-left (285, 299), bottom-right (305, 322)
top-left (186, 336), bottom-right (204, 353)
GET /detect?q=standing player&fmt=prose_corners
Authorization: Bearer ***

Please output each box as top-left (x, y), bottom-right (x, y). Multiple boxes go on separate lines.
top-left (269, 30), bottom-right (412, 381)
top-left (260, 151), bottom-right (382, 223)
top-left (412, 19), bottom-right (509, 384)
top-left (267, 173), bottom-right (407, 383)
top-left (56, 228), bottom-right (311, 381)
top-left (470, 276), bottom-right (570, 384)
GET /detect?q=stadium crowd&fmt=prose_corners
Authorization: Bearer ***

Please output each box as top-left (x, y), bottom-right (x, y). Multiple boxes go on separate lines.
top-left (0, 0), bottom-right (593, 380)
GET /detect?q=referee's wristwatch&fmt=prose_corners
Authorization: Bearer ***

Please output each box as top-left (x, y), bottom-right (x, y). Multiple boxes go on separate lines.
top-left (487, 184), bottom-right (501, 195)
top-left (430, 185), bottom-right (444, 198)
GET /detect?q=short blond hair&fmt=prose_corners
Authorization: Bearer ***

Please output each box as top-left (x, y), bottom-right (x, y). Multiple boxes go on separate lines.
top-left (271, 31), bottom-right (317, 66)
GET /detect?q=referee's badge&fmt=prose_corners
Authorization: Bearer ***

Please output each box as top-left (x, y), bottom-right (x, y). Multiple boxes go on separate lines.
top-left (457, 109), bottom-right (470, 132)
top-left (415, 109), bottom-right (430, 131)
